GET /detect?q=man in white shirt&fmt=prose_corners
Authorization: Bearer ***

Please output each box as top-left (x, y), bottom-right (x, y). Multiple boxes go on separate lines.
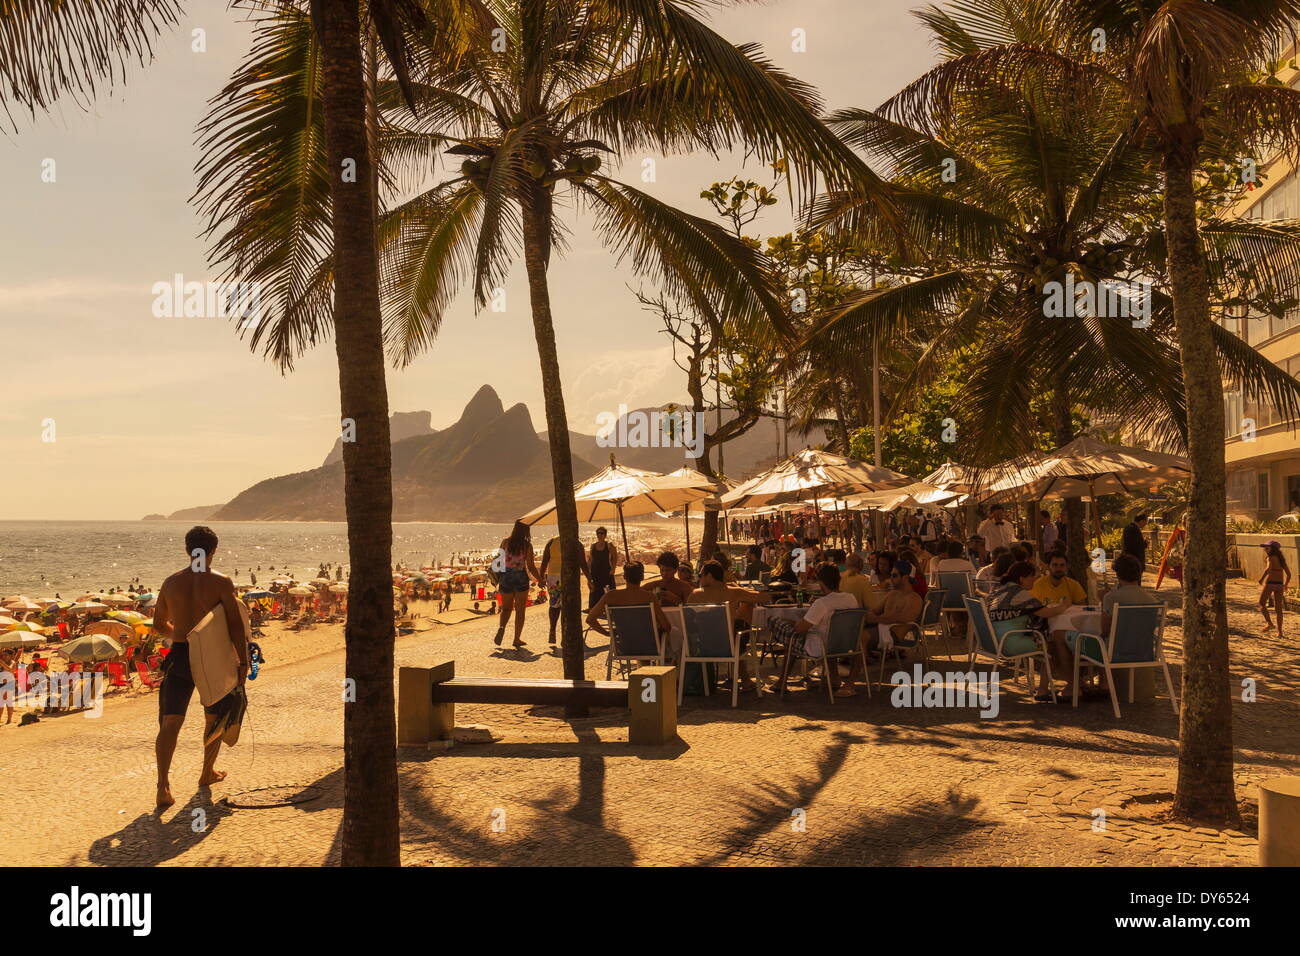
top-left (932, 540), bottom-right (976, 575)
top-left (771, 563), bottom-right (859, 696)
top-left (977, 504), bottom-right (1015, 552)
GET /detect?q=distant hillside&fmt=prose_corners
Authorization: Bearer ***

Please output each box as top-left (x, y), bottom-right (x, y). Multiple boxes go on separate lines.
top-left (554, 408), bottom-right (826, 479)
top-left (143, 504), bottom-right (224, 521)
top-left (214, 386), bottom-right (597, 521)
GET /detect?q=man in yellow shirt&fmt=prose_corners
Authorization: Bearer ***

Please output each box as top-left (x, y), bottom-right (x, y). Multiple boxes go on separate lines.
top-left (1031, 552), bottom-right (1086, 606)
top-left (840, 554), bottom-right (885, 613)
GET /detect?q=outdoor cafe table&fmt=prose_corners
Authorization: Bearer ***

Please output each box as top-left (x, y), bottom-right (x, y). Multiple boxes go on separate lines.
top-left (1051, 605), bottom-right (1103, 636)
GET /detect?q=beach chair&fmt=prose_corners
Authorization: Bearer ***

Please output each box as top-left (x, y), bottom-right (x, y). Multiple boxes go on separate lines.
top-left (876, 590), bottom-right (940, 681)
top-left (963, 595), bottom-right (1055, 702)
top-left (678, 604), bottom-right (742, 707)
top-left (1068, 604), bottom-right (1177, 718)
top-left (105, 662), bottom-right (131, 691)
top-left (134, 661), bottom-right (162, 689)
top-left (604, 605), bottom-right (666, 679)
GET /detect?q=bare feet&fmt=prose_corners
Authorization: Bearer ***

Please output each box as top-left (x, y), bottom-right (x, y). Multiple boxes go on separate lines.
top-left (156, 783), bottom-right (175, 808)
top-left (197, 769), bottom-right (227, 788)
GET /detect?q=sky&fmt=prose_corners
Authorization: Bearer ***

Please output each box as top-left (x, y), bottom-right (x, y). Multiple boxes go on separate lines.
top-left (0, 0), bottom-right (936, 519)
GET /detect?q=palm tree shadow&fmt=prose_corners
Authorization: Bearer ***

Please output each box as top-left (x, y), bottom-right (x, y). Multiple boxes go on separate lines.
top-left (87, 791), bottom-right (233, 866)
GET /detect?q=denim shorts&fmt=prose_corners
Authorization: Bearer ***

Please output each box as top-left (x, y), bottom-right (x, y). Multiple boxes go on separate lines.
top-left (498, 568), bottom-right (530, 594)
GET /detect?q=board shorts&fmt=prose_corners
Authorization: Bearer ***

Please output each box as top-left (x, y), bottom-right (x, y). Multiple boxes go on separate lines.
top-left (497, 568), bottom-right (530, 594)
top-left (546, 574), bottom-right (561, 609)
top-left (158, 643), bottom-right (222, 720)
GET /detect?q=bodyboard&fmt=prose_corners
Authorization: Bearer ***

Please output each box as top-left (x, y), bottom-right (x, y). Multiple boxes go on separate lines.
top-left (187, 600), bottom-right (250, 708)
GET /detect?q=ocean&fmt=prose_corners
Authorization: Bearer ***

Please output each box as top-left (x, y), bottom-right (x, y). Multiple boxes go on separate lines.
top-left (0, 520), bottom-right (528, 596)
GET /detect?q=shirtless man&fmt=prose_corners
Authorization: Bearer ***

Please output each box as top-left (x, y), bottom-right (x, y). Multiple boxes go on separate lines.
top-left (152, 526), bottom-right (249, 808)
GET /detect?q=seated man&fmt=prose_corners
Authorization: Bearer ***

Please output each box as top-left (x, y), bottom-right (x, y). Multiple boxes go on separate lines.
top-left (741, 545), bottom-right (770, 581)
top-left (839, 553), bottom-right (883, 612)
top-left (645, 551), bottom-right (692, 606)
top-left (771, 563), bottom-right (859, 695)
top-left (586, 562), bottom-right (673, 647)
top-left (933, 539), bottom-right (976, 575)
top-left (1031, 551), bottom-right (1086, 611)
top-left (836, 559), bottom-right (923, 697)
top-left (1067, 553), bottom-right (1161, 696)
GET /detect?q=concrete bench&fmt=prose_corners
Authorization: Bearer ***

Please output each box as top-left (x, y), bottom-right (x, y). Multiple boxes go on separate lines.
top-left (1260, 776), bottom-right (1300, 866)
top-left (399, 661), bottom-right (678, 746)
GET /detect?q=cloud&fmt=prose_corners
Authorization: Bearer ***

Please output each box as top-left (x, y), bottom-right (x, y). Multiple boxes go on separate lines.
top-left (565, 343), bottom-right (690, 432)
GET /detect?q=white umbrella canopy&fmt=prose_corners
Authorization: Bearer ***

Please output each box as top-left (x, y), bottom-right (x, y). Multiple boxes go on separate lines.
top-left (519, 461), bottom-right (717, 556)
top-left (985, 436), bottom-right (1191, 501)
top-left (0, 631), bottom-right (44, 650)
top-left (720, 448), bottom-right (912, 509)
top-left (847, 481), bottom-right (962, 512)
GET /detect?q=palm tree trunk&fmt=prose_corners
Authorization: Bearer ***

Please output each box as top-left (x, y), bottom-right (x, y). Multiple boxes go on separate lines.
top-left (519, 181), bottom-right (586, 708)
top-left (317, 0), bottom-right (399, 864)
top-left (1163, 138), bottom-right (1237, 826)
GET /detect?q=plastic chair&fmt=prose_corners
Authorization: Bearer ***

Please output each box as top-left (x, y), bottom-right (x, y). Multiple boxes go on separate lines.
top-left (1069, 603), bottom-right (1177, 718)
top-left (134, 661), bottom-right (162, 689)
top-left (963, 595), bottom-right (1055, 702)
top-left (877, 589), bottom-right (941, 681)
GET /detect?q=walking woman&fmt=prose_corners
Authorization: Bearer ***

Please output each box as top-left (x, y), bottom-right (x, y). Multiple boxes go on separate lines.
top-left (1258, 540), bottom-right (1291, 634)
top-left (588, 527), bottom-right (619, 610)
top-left (494, 521), bottom-right (540, 648)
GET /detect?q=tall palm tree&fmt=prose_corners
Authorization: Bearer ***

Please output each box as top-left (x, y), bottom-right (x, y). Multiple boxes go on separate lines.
top-left (1054, 0), bottom-right (1300, 829)
top-left (3, 0), bottom-right (425, 865)
top-left (200, 0), bottom-right (893, 689)
top-left (833, 0), bottom-right (1300, 824)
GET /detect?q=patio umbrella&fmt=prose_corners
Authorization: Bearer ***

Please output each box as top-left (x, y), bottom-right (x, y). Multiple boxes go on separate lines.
top-left (0, 631), bottom-right (44, 650)
top-left (107, 610), bottom-right (145, 625)
top-left (101, 594), bottom-right (135, 606)
top-left (57, 634), bottom-right (124, 663)
top-left (665, 466), bottom-right (726, 563)
top-left (68, 601), bottom-right (109, 613)
top-left (4, 620), bottom-right (44, 634)
top-left (3, 598), bottom-right (41, 613)
top-left (244, 589), bottom-right (273, 599)
top-left (0, 615), bottom-right (17, 628)
top-left (985, 436), bottom-right (1191, 501)
top-left (328, 583), bottom-right (349, 593)
top-left (519, 460), bottom-right (716, 555)
top-left (84, 619), bottom-right (134, 640)
top-left (720, 448), bottom-right (912, 510)
top-left (287, 586), bottom-right (314, 596)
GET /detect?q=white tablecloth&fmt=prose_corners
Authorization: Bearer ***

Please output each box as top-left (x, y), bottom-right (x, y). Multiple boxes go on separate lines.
top-left (1053, 606), bottom-right (1103, 635)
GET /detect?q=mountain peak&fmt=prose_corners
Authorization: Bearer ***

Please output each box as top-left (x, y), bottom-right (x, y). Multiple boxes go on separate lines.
top-left (458, 384), bottom-right (505, 425)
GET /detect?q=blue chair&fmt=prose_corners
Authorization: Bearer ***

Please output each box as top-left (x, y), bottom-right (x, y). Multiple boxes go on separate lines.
top-left (877, 588), bottom-right (942, 681)
top-left (963, 595), bottom-right (1055, 702)
top-left (605, 605), bottom-right (666, 679)
top-left (1068, 603), bottom-right (1177, 718)
top-left (678, 604), bottom-right (741, 707)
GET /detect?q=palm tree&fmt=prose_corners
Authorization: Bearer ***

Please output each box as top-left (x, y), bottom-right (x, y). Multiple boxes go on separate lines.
top-left (1054, 0), bottom-right (1300, 829)
top-left (4, 0), bottom-right (425, 865)
top-left (828, 0), bottom-right (1300, 824)
top-left (203, 0), bottom-right (892, 690)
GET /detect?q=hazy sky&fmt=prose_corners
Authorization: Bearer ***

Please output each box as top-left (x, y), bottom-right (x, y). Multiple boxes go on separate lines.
top-left (0, 0), bottom-right (935, 519)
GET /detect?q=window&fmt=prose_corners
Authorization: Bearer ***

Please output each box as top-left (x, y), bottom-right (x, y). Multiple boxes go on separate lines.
top-left (1259, 472), bottom-right (1272, 514)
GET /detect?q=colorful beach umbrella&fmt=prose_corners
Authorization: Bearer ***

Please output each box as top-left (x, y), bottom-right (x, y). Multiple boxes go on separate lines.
top-left (4, 621), bottom-right (45, 634)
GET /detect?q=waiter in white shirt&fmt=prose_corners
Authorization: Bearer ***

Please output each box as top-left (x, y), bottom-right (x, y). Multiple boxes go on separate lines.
top-left (977, 503), bottom-right (1015, 552)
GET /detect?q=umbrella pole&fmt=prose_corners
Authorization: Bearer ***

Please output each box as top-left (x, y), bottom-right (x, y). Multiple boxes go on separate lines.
top-left (618, 502), bottom-right (631, 561)
top-left (684, 503), bottom-right (692, 565)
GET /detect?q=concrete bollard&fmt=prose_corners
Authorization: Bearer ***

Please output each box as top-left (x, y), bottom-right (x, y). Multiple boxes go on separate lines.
top-left (1259, 776), bottom-right (1300, 866)
top-left (398, 660), bottom-right (455, 746)
top-left (628, 665), bottom-right (678, 746)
